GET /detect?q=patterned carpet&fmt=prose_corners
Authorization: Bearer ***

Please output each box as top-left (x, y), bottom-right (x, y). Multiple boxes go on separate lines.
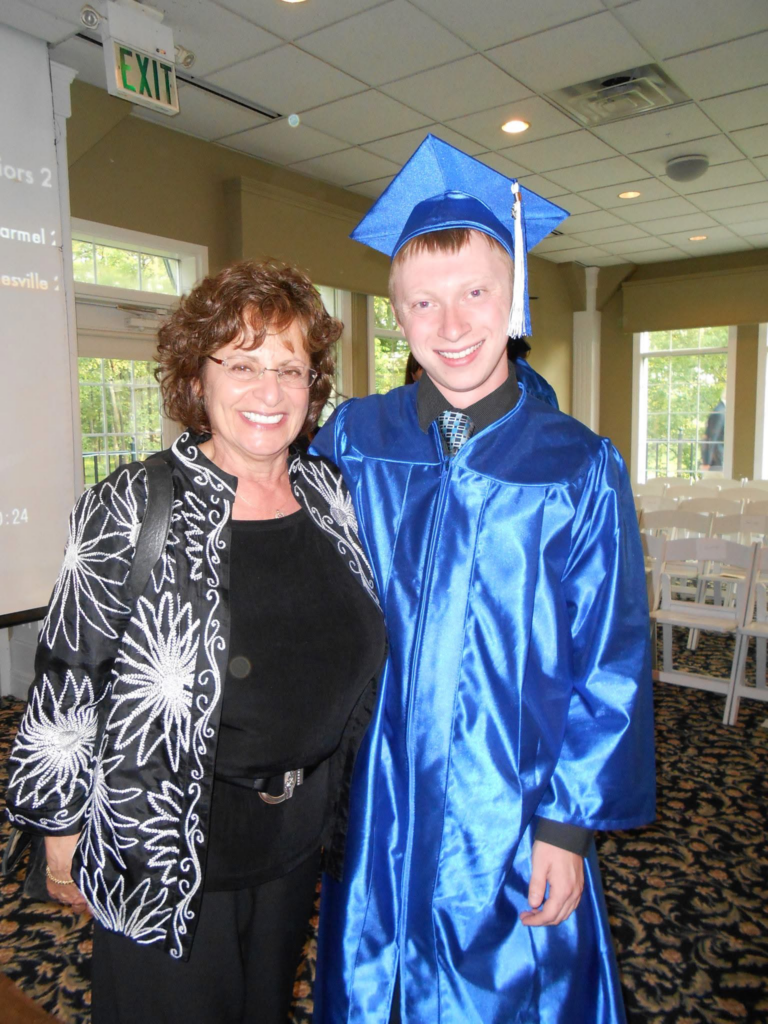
top-left (1, 629), bottom-right (767, 1023)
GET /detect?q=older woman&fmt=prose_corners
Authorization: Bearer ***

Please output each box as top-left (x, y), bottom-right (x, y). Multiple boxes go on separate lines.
top-left (6, 261), bottom-right (386, 1023)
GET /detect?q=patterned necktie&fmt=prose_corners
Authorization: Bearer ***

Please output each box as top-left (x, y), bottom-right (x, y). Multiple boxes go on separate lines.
top-left (437, 410), bottom-right (474, 456)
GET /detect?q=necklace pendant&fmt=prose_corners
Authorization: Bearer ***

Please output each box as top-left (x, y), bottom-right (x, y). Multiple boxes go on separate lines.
top-left (274, 510), bottom-right (285, 519)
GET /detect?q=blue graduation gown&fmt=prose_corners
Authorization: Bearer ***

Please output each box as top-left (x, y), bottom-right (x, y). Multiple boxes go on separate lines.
top-left (311, 381), bottom-right (655, 1024)
top-left (514, 357), bottom-right (560, 409)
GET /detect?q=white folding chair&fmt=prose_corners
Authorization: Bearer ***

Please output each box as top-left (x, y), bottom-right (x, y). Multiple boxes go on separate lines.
top-left (634, 494), bottom-right (678, 516)
top-left (744, 499), bottom-right (768, 516)
top-left (635, 479), bottom-right (672, 497)
top-left (640, 509), bottom-right (713, 601)
top-left (724, 545), bottom-right (768, 725)
top-left (652, 538), bottom-right (758, 699)
top-left (714, 479), bottom-right (747, 490)
top-left (732, 488), bottom-right (768, 507)
top-left (677, 496), bottom-right (743, 517)
top-left (664, 482), bottom-right (699, 501)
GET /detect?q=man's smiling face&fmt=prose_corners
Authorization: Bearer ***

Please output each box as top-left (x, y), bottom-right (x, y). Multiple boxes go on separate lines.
top-left (391, 230), bottom-right (513, 409)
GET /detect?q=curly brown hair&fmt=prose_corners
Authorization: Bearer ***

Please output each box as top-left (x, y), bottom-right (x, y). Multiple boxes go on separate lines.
top-left (156, 260), bottom-right (342, 435)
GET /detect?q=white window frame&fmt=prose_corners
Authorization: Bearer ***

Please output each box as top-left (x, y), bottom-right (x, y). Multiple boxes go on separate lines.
top-left (71, 221), bottom-right (208, 490)
top-left (316, 285), bottom-right (353, 410)
top-left (753, 323), bottom-right (768, 480)
top-left (367, 295), bottom-right (408, 396)
top-left (631, 326), bottom-right (737, 485)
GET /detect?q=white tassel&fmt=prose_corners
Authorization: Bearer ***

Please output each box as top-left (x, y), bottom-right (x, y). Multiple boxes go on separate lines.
top-left (507, 182), bottom-right (526, 338)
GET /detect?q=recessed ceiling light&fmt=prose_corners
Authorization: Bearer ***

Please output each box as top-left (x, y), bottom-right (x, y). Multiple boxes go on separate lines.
top-left (280, 0), bottom-right (308, 4)
top-left (689, 235), bottom-right (708, 241)
top-left (501, 119), bottom-right (530, 134)
top-left (618, 190), bottom-right (641, 199)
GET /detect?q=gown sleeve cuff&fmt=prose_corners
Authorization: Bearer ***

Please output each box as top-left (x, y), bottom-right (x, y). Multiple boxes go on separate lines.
top-left (534, 818), bottom-right (593, 856)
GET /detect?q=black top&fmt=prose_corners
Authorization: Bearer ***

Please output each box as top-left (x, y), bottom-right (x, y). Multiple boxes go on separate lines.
top-left (205, 510), bottom-right (386, 890)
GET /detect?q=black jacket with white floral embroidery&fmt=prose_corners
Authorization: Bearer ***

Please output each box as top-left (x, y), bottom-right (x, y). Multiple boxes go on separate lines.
top-left (6, 432), bottom-right (382, 960)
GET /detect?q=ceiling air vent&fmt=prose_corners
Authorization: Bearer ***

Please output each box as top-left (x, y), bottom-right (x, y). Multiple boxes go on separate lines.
top-left (547, 65), bottom-right (690, 127)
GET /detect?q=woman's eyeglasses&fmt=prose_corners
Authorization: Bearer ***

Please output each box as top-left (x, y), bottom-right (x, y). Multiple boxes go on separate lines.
top-left (208, 355), bottom-right (319, 390)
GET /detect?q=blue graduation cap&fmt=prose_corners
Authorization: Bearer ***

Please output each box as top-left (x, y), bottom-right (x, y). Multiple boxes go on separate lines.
top-left (350, 134), bottom-right (568, 338)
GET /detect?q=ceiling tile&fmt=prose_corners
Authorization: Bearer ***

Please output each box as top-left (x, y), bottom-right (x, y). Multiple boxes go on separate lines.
top-left (701, 85), bottom-right (768, 132)
top-left (153, 0), bottom-right (280, 77)
top-left (707, 201), bottom-right (768, 224)
top-left (487, 12), bottom-right (651, 94)
top-left (617, 0), bottom-right (768, 58)
top-left (213, 0), bottom-right (384, 41)
top-left (730, 125), bottom-right (768, 158)
top-left (582, 254), bottom-right (636, 266)
top-left (571, 225), bottom-right (649, 245)
top-left (296, 1), bottom-right (471, 87)
top-left (660, 225), bottom-right (741, 247)
top-left (381, 56), bottom-right (530, 122)
top-left (630, 134), bottom-right (747, 176)
top-left (591, 105), bottom-right (720, 154)
top-left (207, 45), bottom-right (364, 115)
top-left (532, 234), bottom-right (590, 253)
top-left (744, 234), bottom-right (768, 249)
top-left (635, 213), bottom-right (719, 234)
top-left (499, 130), bottom-right (617, 172)
top-left (664, 33), bottom-right (768, 101)
top-left (629, 248), bottom-right (689, 263)
top-left (555, 194), bottom-right (600, 215)
top-left (616, 196), bottom-right (702, 222)
top-left (445, 97), bottom-right (578, 150)
top-left (517, 174), bottom-right (568, 199)
top-left (600, 237), bottom-right (674, 256)
top-left (1, 0), bottom-right (79, 44)
top-left (546, 156), bottom-right (647, 191)
top-left (755, 156), bottom-right (768, 175)
top-left (694, 180), bottom-right (768, 210)
top-left (132, 84), bottom-right (269, 139)
top-left (674, 237), bottom-right (755, 255)
top-left (407, 0), bottom-right (604, 51)
top-left (577, 177), bottom-right (677, 208)
top-left (475, 152), bottom-right (530, 177)
top-left (364, 126), bottom-right (485, 163)
top-left (543, 245), bottom-right (613, 264)
top-left (666, 160), bottom-right (765, 195)
top-left (289, 147), bottom-right (400, 187)
top-left (218, 121), bottom-right (347, 163)
top-left (347, 176), bottom-right (395, 198)
top-left (558, 210), bottom-right (625, 234)
top-left (730, 217), bottom-right (768, 236)
top-left (299, 92), bottom-right (430, 145)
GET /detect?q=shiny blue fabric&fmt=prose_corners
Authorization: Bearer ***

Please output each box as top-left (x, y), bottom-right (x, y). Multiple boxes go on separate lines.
top-left (311, 383), bottom-right (655, 1024)
top-left (514, 358), bottom-right (559, 410)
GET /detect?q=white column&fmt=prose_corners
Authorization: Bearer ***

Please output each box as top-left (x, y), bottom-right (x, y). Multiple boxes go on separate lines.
top-left (50, 60), bottom-right (83, 495)
top-left (571, 266), bottom-right (601, 432)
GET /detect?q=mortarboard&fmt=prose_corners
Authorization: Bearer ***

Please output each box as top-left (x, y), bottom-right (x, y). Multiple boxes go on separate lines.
top-left (350, 134), bottom-right (568, 338)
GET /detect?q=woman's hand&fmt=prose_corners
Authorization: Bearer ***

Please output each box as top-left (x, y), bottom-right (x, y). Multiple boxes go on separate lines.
top-left (44, 834), bottom-right (89, 913)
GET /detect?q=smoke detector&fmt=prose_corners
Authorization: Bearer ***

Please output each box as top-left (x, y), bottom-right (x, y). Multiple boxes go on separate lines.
top-left (548, 65), bottom-right (689, 127)
top-left (666, 154), bottom-right (709, 182)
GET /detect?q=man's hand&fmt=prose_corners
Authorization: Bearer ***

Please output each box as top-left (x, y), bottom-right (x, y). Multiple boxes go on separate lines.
top-left (44, 834), bottom-right (89, 913)
top-left (520, 839), bottom-right (584, 927)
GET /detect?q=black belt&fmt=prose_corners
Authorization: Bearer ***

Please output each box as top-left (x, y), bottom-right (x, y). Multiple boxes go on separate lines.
top-left (215, 764), bottom-right (319, 804)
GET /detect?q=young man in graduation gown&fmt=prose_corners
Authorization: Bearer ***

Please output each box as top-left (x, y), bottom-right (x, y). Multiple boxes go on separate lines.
top-left (311, 136), bottom-right (654, 1024)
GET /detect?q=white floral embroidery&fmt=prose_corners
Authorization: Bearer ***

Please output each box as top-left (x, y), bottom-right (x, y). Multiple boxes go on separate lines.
top-left (42, 488), bottom-right (133, 651)
top-left (108, 593), bottom-right (200, 772)
top-left (100, 465), bottom-right (146, 547)
top-left (9, 672), bottom-right (97, 810)
top-left (290, 455), bottom-right (379, 608)
top-left (79, 750), bottom-right (141, 870)
top-left (176, 492), bottom-right (207, 582)
top-left (140, 781), bottom-right (184, 886)
top-left (80, 869), bottom-right (172, 945)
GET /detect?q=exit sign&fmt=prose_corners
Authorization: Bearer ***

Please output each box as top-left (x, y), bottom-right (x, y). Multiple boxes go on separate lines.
top-left (106, 40), bottom-right (179, 116)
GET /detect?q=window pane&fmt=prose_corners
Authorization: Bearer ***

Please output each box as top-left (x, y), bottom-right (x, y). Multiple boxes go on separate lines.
top-left (374, 335), bottom-right (410, 394)
top-left (132, 360), bottom-right (157, 385)
top-left (643, 346), bottom-right (727, 480)
top-left (78, 357), bottom-right (103, 383)
top-left (373, 296), bottom-right (399, 331)
top-left (79, 385), bottom-right (104, 434)
top-left (95, 244), bottom-right (140, 290)
top-left (104, 358), bottom-right (132, 383)
top-left (647, 326), bottom-right (729, 351)
top-left (72, 240), bottom-right (95, 284)
top-left (104, 385), bottom-right (135, 434)
top-left (135, 387), bottom-right (161, 431)
top-left (140, 253), bottom-right (180, 295)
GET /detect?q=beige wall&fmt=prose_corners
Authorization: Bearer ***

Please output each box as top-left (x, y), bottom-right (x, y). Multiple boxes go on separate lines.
top-left (599, 251), bottom-right (768, 478)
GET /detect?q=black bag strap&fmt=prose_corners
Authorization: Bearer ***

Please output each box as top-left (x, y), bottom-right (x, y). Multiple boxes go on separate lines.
top-left (126, 452), bottom-right (174, 603)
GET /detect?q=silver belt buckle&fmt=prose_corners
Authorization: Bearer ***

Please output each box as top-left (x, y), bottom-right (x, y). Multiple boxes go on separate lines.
top-left (258, 768), bottom-right (304, 805)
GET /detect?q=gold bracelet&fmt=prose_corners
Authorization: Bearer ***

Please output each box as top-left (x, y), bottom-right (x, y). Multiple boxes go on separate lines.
top-left (45, 865), bottom-right (75, 886)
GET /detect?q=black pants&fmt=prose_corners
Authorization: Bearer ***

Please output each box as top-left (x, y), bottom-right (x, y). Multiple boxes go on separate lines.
top-left (91, 851), bottom-right (320, 1024)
